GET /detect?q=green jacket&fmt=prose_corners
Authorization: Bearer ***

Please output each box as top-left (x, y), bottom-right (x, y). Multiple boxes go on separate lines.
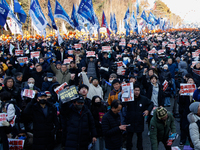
top-left (149, 109), bottom-right (176, 150)
top-left (51, 64), bottom-right (71, 84)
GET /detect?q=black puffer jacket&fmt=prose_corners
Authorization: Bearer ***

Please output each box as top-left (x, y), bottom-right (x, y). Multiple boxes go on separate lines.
top-left (61, 103), bottom-right (97, 150)
top-left (125, 95), bottom-right (154, 133)
top-left (24, 101), bottom-right (59, 150)
top-left (159, 69), bottom-right (172, 97)
top-left (102, 109), bottom-right (123, 149)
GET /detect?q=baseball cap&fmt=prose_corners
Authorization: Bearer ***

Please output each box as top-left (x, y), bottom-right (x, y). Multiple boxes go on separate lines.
top-left (37, 92), bottom-right (47, 98)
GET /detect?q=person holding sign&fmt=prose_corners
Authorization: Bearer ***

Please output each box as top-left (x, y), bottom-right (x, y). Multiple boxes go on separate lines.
top-left (24, 92), bottom-right (59, 150)
top-left (60, 95), bottom-right (97, 149)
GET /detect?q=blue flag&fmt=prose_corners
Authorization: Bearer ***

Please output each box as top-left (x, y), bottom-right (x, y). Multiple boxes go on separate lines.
top-left (78, 0), bottom-right (95, 25)
top-left (155, 17), bottom-right (160, 25)
top-left (141, 10), bottom-right (148, 23)
top-left (125, 21), bottom-right (130, 36)
top-left (124, 7), bottom-right (130, 22)
top-left (0, 2), bottom-right (9, 26)
top-left (94, 13), bottom-right (100, 30)
top-left (14, 0), bottom-right (27, 23)
top-left (54, 0), bottom-right (74, 28)
top-left (136, 0), bottom-right (139, 16)
top-left (113, 13), bottom-right (117, 34)
top-left (29, 0), bottom-right (48, 32)
top-left (148, 12), bottom-right (155, 25)
top-left (110, 13), bottom-right (113, 31)
top-left (130, 10), bottom-right (136, 30)
top-left (71, 4), bottom-right (80, 31)
top-left (48, 0), bottom-right (57, 30)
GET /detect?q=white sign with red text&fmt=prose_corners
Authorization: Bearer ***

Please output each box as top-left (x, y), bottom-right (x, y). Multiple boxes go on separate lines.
top-left (8, 138), bottom-right (25, 150)
top-left (31, 51), bottom-right (40, 59)
top-left (22, 89), bottom-right (36, 99)
top-left (180, 83), bottom-right (196, 96)
top-left (121, 83), bottom-right (134, 102)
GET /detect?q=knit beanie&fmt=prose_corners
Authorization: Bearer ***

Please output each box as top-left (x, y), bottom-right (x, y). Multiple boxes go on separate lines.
top-left (189, 102), bottom-right (200, 114)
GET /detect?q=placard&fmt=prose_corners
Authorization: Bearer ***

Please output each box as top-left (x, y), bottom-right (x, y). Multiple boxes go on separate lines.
top-left (148, 48), bottom-right (157, 54)
top-left (119, 42), bottom-right (126, 46)
top-left (17, 57), bottom-right (28, 63)
top-left (68, 50), bottom-right (74, 55)
top-left (121, 83), bottom-right (134, 102)
top-left (22, 89), bottom-right (36, 99)
top-left (58, 86), bottom-right (79, 103)
top-left (74, 44), bottom-right (82, 49)
top-left (86, 51), bottom-right (96, 57)
top-left (31, 51), bottom-right (40, 59)
top-left (54, 82), bottom-right (68, 94)
top-left (63, 59), bottom-right (72, 64)
top-left (15, 50), bottom-right (23, 56)
top-left (158, 49), bottom-right (165, 54)
top-left (162, 80), bottom-right (168, 91)
top-left (8, 138), bottom-right (25, 150)
top-left (0, 113), bottom-right (16, 127)
top-left (180, 83), bottom-right (196, 96)
top-left (102, 46), bottom-right (111, 52)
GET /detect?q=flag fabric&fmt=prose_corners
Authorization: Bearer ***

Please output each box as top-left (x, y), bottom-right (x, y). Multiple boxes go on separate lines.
top-left (48, 0), bottom-right (57, 30)
top-left (113, 13), bottom-right (117, 34)
top-left (78, 0), bottom-right (95, 25)
top-left (14, 0), bottom-right (27, 23)
top-left (62, 22), bottom-right (67, 34)
top-left (6, 19), bottom-right (23, 35)
top-left (125, 21), bottom-right (130, 36)
top-left (141, 10), bottom-right (148, 23)
top-left (29, 0), bottom-right (48, 32)
top-left (54, 0), bottom-right (74, 28)
top-left (124, 7), bottom-right (130, 22)
top-left (148, 12), bottom-right (155, 25)
top-left (136, 0), bottom-right (139, 16)
top-left (110, 13), bottom-right (113, 31)
top-left (130, 10), bottom-right (136, 30)
top-left (94, 13), bottom-right (100, 30)
top-left (71, 4), bottom-right (80, 31)
top-left (101, 11), bottom-right (111, 37)
top-left (155, 17), bottom-right (160, 25)
top-left (0, 3), bottom-right (9, 26)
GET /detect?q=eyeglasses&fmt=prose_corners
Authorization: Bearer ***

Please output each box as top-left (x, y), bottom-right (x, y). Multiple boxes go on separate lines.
top-left (109, 76), bottom-right (114, 78)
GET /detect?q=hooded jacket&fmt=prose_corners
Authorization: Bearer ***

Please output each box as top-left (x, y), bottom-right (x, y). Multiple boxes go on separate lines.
top-left (187, 112), bottom-right (200, 150)
top-left (149, 110), bottom-right (176, 150)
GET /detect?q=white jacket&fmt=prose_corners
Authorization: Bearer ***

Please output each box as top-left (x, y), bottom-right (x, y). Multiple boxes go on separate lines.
top-left (187, 112), bottom-right (200, 150)
top-left (82, 72), bottom-right (103, 100)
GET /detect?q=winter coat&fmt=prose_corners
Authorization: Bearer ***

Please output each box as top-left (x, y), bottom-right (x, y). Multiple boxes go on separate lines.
top-left (108, 89), bottom-right (121, 106)
top-left (193, 89), bottom-right (200, 102)
top-left (0, 126), bottom-right (12, 150)
top-left (168, 63), bottom-right (177, 78)
top-left (149, 110), bottom-right (176, 150)
top-left (146, 83), bottom-right (164, 107)
top-left (61, 103), bottom-right (97, 150)
top-left (82, 72), bottom-right (103, 100)
top-left (50, 64), bottom-right (71, 84)
top-left (30, 70), bottom-right (46, 90)
top-left (69, 68), bottom-right (79, 86)
top-left (40, 61), bottom-right (49, 72)
top-left (159, 69), bottom-right (172, 97)
top-left (102, 109), bottom-right (123, 149)
top-left (178, 61), bottom-right (188, 77)
top-left (41, 77), bottom-right (59, 94)
top-left (24, 101), bottom-right (59, 150)
top-left (125, 95), bottom-right (154, 132)
top-left (187, 112), bottom-right (200, 150)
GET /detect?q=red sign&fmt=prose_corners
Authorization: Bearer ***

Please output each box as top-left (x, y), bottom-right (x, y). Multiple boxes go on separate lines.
top-left (152, 42), bottom-right (158, 47)
top-left (162, 41), bottom-right (168, 47)
top-left (148, 48), bottom-right (157, 54)
top-left (64, 59), bottom-right (72, 64)
top-left (192, 52), bottom-right (199, 58)
top-left (68, 50), bottom-right (74, 55)
top-left (54, 82), bottom-right (68, 94)
top-left (31, 51), bottom-right (40, 59)
top-left (74, 44), bottom-right (82, 49)
top-left (192, 41), bottom-right (197, 46)
top-left (8, 138), bottom-right (24, 150)
top-left (117, 61), bottom-right (123, 67)
top-left (22, 89), bottom-right (35, 99)
top-left (163, 80), bottom-right (168, 91)
top-left (102, 46), bottom-right (111, 52)
top-left (86, 51), bottom-right (95, 57)
top-left (158, 49), bottom-right (165, 54)
top-left (15, 50), bottom-right (23, 56)
top-left (180, 84), bottom-right (196, 96)
top-left (168, 44), bottom-right (176, 49)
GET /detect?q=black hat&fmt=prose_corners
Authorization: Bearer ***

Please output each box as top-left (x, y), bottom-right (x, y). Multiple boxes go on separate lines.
top-left (46, 73), bottom-right (54, 78)
top-left (76, 95), bottom-right (85, 103)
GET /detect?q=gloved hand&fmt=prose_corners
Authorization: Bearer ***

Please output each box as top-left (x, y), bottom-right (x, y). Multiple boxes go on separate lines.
top-left (2, 121), bottom-right (10, 127)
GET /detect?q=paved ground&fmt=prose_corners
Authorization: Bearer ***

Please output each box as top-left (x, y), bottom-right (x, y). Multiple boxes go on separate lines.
top-left (55, 97), bottom-right (189, 150)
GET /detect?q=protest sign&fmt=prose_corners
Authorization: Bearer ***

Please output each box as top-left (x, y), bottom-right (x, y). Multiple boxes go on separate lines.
top-left (0, 113), bottom-right (16, 127)
top-left (192, 68), bottom-right (200, 76)
top-left (74, 44), bottom-right (82, 49)
top-left (86, 51), bottom-right (96, 57)
top-left (121, 83), bottom-right (134, 102)
top-left (191, 61), bottom-right (199, 68)
top-left (58, 86), bottom-right (79, 103)
top-left (168, 44), bottom-right (176, 49)
top-left (180, 83), bottom-right (196, 96)
top-left (130, 39), bottom-right (138, 44)
top-left (152, 42), bottom-right (158, 47)
top-left (116, 54), bottom-right (122, 59)
top-left (162, 41), bottom-right (168, 47)
top-left (192, 52), bottom-right (199, 58)
top-left (162, 80), bottom-right (168, 91)
top-left (102, 46), bottom-right (111, 52)
top-left (8, 138), bottom-right (25, 150)
top-left (54, 82), bottom-right (68, 94)
top-left (99, 112), bottom-right (105, 123)
top-left (15, 50), bottom-right (23, 56)
top-left (148, 48), bottom-right (157, 54)
top-left (119, 42), bottom-right (126, 46)
top-left (30, 51), bottom-right (40, 59)
top-left (79, 41), bottom-right (86, 44)
top-left (192, 41), bottom-right (197, 46)
top-left (63, 59), bottom-right (72, 64)
top-left (68, 50), bottom-right (74, 55)
top-left (127, 44), bottom-right (132, 48)
top-left (22, 89), bottom-right (35, 99)
top-left (158, 49), bottom-right (165, 54)
top-left (17, 57), bottom-right (28, 63)
top-left (184, 42), bottom-right (190, 47)
top-left (157, 37), bottom-right (162, 41)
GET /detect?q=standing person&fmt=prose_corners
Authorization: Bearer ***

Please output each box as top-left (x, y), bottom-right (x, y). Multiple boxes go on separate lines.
top-left (60, 95), bottom-right (97, 150)
top-left (24, 92), bottom-right (59, 150)
top-left (102, 100), bottom-right (127, 150)
top-left (125, 85), bottom-right (154, 150)
top-left (187, 102), bottom-right (200, 149)
top-left (78, 84), bottom-right (91, 110)
top-left (149, 107), bottom-right (176, 150)
top-left (91, 95), bottom-right (107, 150)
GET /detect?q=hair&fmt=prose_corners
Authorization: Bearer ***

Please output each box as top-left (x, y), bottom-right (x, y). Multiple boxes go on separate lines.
top-left (78, 84), bottom-right (89, 91)
top-left (150, 75), bottom-right (158, 80)
top-left (4, 76), bottom-right (15, 87)
top-left (134, 84), bottom-right (141, 90)
top-left (15, 72), bottom-right (23, 78)
top-left (111, 100), bottom-right (122, 109)
top-left (91, 95), bottom-right (102, 105)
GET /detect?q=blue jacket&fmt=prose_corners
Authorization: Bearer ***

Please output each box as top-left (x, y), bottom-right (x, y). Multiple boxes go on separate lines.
top-left (193, 89), bottom-right (200, 102)
top-left (168, 63), bottom-right (177, 78)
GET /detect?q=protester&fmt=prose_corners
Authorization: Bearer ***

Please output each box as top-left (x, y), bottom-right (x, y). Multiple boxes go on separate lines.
top-left (107, 79), bottom-right (121, 105)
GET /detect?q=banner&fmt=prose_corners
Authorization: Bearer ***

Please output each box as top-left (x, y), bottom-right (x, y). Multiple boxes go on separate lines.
top-left (148, 48), bottom-right (157, 54)
top-left (47, 0), bottom-right (57, 30)
top-left (121, 83), bottom-right (134, 102)
top-left (68, 50), bottom-right (74, 55)
top-left (54, 0), bottom-right (74, 28)
top-left (0, 2), bottom-right (9, 26)
top-left (8, 138), bottom-right (25, 150)
top-left (6, 19), bottom-right (23, 35)
top-left (58, 86), bottom-right (79, 103)
top-left (14, 0), bottom-right (27, 23)
top-left (15, 50), bottom-right (23, 56)
top-left (54, 82), bottom-right (68, 94)
top-left (29, 0), bottom-right (48, 32)
top-left (74, 44), bottom-right (82, 49)
top-left (30, 51), bottom-right (40, 59)
top-left (86, 51), bottom-right (95, 57)
top-left (22, 89), bottom-right (36, 99)
top-left (158, 49), bottom-right (165, 54)
top-left (102, 46), bottom-right (111, 52)
top-left (63, 59), bottom-right (72, 64)
top-left (192, 52), bottom-right (199, 58)
top-left (180, 83), bottom-right (196, 96)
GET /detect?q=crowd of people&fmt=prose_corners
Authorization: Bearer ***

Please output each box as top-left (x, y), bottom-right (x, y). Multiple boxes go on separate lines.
top-left (1, 30), bottom-right (200, 150)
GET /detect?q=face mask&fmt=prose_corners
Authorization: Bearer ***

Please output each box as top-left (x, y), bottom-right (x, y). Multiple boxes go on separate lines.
top-left (39, 99), bottom-right (47, 104)
top-left (18, 136), bottom-right (26, 140)
top-left (19, 63), bottom-right (24, 66)
top-left (164, 69), bottom-right (167, 71)
top-left (76, 104), bottom-right (83, 110)
top-left (109, 80), bottom-right (113, 83)
top-left (152, 61), bottom-right (155, 64)
top-left (95, 102), bottom-right (101, 107)
top-left (28, 83), bottom-right (34, 88)
top-left (149, 57), bottom-right (153, 59)
top-left (47, 78), bottom-right (53, 82)
top-left (4, 57), bottom-right (7, 60)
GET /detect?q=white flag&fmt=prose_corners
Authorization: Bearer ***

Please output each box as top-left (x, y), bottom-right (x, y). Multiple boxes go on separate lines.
top-left (9, 43), bottom-right (15, 55)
